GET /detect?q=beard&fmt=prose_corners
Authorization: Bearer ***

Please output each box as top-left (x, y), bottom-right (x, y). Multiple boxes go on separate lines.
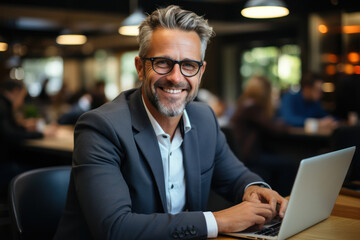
top-left (143, 75), bottom-right (198, 117)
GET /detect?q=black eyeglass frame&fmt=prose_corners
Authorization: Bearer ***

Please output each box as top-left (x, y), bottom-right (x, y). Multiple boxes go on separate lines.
top-left (142, 57), bottom-right (203, 77)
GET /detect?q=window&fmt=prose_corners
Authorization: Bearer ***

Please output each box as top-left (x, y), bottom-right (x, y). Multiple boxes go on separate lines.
top-left (240, 45), bottom-right (301, 89)
top-left (120, 51), bottom-right (139, 91)
top-left (22, 57), bottom-right (63, 97)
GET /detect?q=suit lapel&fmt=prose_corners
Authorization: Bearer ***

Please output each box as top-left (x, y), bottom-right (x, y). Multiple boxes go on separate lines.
top-left (129, 89), bottom-right (167, 212)
top-left (128, 88), bottom-right (202, 212)
top-left (183, 126), bottom-right (201, 211)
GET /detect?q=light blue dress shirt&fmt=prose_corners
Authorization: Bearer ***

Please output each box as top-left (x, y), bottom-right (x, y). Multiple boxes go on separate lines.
top-left (142, 97), bottom-right (269, 238)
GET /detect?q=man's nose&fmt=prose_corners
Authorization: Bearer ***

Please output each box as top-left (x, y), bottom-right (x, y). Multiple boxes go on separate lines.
top-left (167, 63), bottom-right (183, 84)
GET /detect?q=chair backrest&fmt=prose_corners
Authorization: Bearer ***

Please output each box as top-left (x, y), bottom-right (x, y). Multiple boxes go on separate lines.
top-left (8, 166), bottom-right (71, 240)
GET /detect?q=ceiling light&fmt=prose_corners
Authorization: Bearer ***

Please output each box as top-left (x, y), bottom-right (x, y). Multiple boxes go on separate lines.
top-left (348, 52), bottom-right (360, 63)
top-left (119, 9), bottom-right (146, 36)
top-left (0, 42), bottom-right (8, 52)
top-left (119, 0), bottom-right (146, 36)
top-left (0, 36), bottom-right (8, 52)
top-left (318, 24), bottom-right (328, 33)
top-left (343, 25), bottom-right (360, 34)
top-left (56, 34), bottom-right (87, 45)
top-left (322, 82), bottom-right (335, 92)
top-left (241, 0), bottom-right (289, 19)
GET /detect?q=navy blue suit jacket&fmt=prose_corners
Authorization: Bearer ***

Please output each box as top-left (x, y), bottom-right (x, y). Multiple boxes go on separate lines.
top-left (54, 88), bottom-right (263, 240)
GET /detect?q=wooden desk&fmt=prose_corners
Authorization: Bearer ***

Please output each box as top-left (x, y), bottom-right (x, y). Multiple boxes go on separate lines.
top-left (331, 191), bottom-right (360, 219)
top-left (288, 126), bottom-right (333, 137)
top-left (216, 193), bottom-right (360, 239)
top-left (22, 125), bottom-right (74, 165)
top-left (216, 216), bottom-right (360, 240)
top-left (25, 125), bottom-right (74, 153)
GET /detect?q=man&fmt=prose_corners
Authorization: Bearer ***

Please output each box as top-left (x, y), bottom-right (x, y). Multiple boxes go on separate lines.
top-left (0, 79), bottom-right (44, 195)
top-left (55, 5), bottom-right (287, 239)
top-left (0, 79), bottom-right (46, 156)
top-left (279, 72), bottom-right (338, 128)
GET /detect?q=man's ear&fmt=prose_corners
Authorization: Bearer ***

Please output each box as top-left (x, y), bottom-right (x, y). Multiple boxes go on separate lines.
top-left (135, 56), bottom-right (144, 82)
top-left (200, 61), bottom-right (207, 77)
top-left (198, 61), bottom-right (207, 83)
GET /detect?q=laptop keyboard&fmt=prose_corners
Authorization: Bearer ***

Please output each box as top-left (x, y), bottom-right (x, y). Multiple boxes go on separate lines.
top-left (254, 222), bottom-right (281, 236)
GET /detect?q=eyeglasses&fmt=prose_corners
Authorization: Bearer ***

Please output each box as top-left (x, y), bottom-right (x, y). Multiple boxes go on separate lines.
top-left (142, 57), bottom-right (203, 77)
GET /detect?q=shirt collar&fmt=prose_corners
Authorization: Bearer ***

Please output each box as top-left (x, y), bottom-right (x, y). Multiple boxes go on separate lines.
top-left (141, 95), bottom-right (191, 137)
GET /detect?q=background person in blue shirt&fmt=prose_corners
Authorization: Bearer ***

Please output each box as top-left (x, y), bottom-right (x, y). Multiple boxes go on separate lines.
top-left (279, 72), bottom-right (338, 128)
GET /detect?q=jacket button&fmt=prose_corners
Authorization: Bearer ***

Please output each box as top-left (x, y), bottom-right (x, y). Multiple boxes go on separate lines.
top-left (172, 232), bottom-right (179, 239)
top-left (190, 226), bottom-right (197, 235)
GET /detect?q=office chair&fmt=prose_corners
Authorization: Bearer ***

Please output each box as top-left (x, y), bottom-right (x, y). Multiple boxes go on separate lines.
top-left (8, 166), bottom-right (71, 240)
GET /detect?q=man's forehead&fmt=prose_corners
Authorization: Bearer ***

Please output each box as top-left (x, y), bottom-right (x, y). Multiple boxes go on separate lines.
top-left (147, 28), bottom-right (202, 58)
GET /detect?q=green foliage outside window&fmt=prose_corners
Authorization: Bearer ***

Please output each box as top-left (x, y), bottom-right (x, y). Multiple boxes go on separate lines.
top-left (241, 45), bottom-right (301, 89)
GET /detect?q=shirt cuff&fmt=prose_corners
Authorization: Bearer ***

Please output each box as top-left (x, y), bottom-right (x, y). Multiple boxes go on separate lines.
top-left (203, 211), bottom-right (218, 238)
top-left (245, 181), bottom-right (272, 191)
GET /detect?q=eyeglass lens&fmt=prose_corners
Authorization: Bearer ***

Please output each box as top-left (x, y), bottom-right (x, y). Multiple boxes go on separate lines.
top-left (152, 58), bottom-right (200, 77)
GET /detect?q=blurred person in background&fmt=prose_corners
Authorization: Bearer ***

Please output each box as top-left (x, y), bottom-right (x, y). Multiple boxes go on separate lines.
top-left (231, 76), bottom-right (297, 196)
top-left (57, 80), bottom-right (108, 125)
top-left (48, 81), bottom-right (73, 123)
top-left (57, 90), bottom-right (92, 125)
top-left (196, 88), bottom-right (233, 127)
top-left (279, 72), bottom-right (338, 128)
top-left (0, 78), bottom-right (53, 197)
top-left (38, 77), bottom-right (51, 102)
top-left (91, 80), bottom-right (108, 109)
top-left (31, 77), bottom-right (53, 124)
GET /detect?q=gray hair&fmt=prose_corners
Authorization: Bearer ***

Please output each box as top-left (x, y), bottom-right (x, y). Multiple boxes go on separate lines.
top-left (138, 5), bottom-right (215, 60)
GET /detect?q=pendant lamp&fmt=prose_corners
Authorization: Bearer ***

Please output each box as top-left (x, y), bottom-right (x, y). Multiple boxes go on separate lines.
top-left (241, 0), bottom-right (289, 19)
top-left (56, 28), bottom-right (87, 46)
top-left (0, 42), bottom-right (8, 52)
top-left (118, 0), bottom-right (146, 36)
top-left (56, 34), bottom-right (87, 45)
top-left (0, 36), bottom-right (8, 51)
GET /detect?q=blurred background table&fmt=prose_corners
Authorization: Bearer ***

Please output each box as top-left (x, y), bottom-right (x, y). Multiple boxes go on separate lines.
top-left (22, 125), bottom-right (74, 165)
top-left (263, 126), bottom-right (333, 165)
top-left (25, 125), bottom-right (74, 152)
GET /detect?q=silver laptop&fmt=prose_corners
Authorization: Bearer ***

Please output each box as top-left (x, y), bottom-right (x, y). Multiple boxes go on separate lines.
top-left (224, 146), bottom-right (356, 240)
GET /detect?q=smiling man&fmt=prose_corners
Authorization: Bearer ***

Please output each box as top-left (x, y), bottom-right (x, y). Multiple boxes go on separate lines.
top-left (136, 27), bottom-right (204, 135)
top-left (55, 5), bottom-right (287, 240)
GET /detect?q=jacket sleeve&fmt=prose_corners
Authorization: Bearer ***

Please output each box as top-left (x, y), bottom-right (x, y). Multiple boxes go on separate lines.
top-left (195, 104), bottom-right (264, 204)
top-left (72, 110), bottom-right (208, 240)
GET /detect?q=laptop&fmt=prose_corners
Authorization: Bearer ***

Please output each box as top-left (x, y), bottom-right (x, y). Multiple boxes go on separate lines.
top-left (224, 146), bottom-right (356, 240)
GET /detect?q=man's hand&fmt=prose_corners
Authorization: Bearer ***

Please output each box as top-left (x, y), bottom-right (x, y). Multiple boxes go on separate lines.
top-left (213, 201), bottom-right (275, 233)
top-left (213, 186), bottom-right (288, 233)
top-left (243, 185), bottom-right (288, 219)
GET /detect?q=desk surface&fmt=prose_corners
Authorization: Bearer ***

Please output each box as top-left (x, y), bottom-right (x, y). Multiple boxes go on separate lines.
top-left (216, 216), bottom-right (360, 240)
top-left (216, 193), bottom-right (360, 239)
top-left (288, 126), bottom-right (333, 137)
top-left (25, 125), bottom-right (74, 152)
top-left (331, 191), bottom-right (360, 219)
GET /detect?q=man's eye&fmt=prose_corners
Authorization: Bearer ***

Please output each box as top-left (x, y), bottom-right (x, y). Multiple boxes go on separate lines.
top-left (155, 59), bottom-right (172, 68)
top-left (182, 62), bottom-right (196, 70)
